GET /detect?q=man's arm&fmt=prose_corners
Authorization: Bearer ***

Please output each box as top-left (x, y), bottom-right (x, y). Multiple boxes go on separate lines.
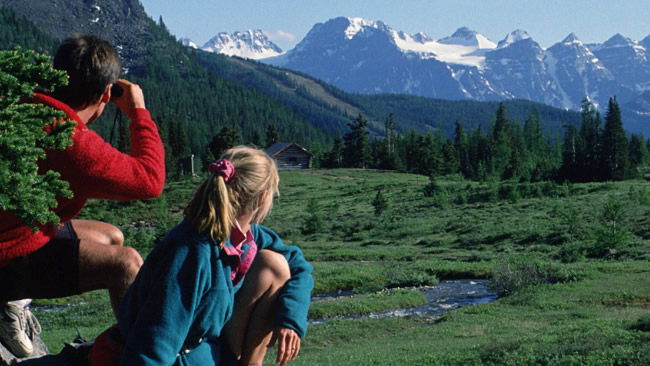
top-left (53, 80), bottom-right (166, 200)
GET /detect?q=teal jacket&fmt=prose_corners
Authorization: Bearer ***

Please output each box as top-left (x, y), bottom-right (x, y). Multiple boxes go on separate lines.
top-left (117, 220), bottom-right (314, 365)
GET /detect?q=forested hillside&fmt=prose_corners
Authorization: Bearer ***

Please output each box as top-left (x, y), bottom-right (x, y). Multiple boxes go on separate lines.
top-left (0, 4), bottom-right (592, 177)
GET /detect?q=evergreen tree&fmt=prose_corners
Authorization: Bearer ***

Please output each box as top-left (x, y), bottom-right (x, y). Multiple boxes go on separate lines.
top-left (629, 133), bottom-right (646, 172)
top-left (116, 115), bottom-right (130, 154)
top-left (559, 124), bottom-right (581, 181)
top-left (0, 48), bottom-right (75, 230)
top-left (600, 97), bottom-right (629, 180)
top-left (441, 139), bottom-right (460, 175)
top-left (167, 120), bottom-right (191, 177)
top-left (372, 190), bottom-right (388, 216)
top-left (374, 113), bottom-right (400, 170)
top-left (208, 125), bottom-right (241, 161)
top-left (248, 130), bottom-right (264, 147)
top-left (454, 120), bottom-right (471, 177)
top-left (324, 134), bottom-right (344, 168)
top-left (467, 124), bottom-right (490, 180)
top-left (265, 123), bottom-right (280, 148)
top-left (385, 113), bottom-right (396, 157)
top-left (343, 114), bottom-right (371, 168)
top-left (169, 120), bottom-right (191, 158)
top-left (523, 112), bottom-right (544, 155)
top-left (491, 103), bottom-right (513, 178)
top-left (155, 118), bottom-right (176, 180)
top-left (301, 198), bottom-right (323, 235)
top-left (578, 99), bottom-right (601, 181)
top-left (504, 123), bottom-right (527, 181)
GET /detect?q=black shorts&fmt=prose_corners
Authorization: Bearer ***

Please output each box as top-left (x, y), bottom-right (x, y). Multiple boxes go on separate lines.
top-left (0, 222), bottom-right (81, 300)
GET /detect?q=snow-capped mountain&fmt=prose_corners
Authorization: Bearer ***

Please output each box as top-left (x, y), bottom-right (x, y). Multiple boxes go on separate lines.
top-left (262, 16), bottom-right (650, 133)
top-left (180, 38), bottom-right (199, 49)
top-left (190, 30), bottom-right (283, 60)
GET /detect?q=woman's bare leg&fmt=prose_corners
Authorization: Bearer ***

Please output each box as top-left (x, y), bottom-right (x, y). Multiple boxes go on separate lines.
top-left (224, 249), bottom-right (291, 365)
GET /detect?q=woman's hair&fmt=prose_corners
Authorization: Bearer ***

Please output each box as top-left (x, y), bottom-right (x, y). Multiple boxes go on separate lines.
top-left (184, 146), bottom-right (279, 246)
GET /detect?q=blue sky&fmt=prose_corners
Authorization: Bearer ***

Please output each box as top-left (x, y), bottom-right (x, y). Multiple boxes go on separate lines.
top-left (139, 0), bottom-right (650, 51)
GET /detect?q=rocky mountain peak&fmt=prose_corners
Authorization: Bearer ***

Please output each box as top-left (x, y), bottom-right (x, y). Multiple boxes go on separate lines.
top-left (497, 29), bottom-right (531, 48)
top-left (200, 30), bottom-right (283, 59)
top-left (0, 0), bottom-right (151, 72)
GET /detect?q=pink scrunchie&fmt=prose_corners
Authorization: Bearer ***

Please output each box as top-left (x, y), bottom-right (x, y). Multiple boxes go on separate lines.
top-left (208, 159), bottom-right (235, 182)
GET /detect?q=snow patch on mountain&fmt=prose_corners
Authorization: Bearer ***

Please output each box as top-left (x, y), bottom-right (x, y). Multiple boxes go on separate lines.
top-left (544, 49), bottom-right (575, 109)
top-left (344, 17), bottom-right (377, 39)
top-left (389, 26), bottom-right (496, 69)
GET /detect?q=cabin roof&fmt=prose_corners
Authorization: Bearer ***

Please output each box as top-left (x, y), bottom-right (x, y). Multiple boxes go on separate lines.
top-left (265, 142), bottom-right (312, 157)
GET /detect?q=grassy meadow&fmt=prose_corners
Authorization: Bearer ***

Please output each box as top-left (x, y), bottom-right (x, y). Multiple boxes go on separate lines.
top-left (32, 169), bottom-right (650, 365)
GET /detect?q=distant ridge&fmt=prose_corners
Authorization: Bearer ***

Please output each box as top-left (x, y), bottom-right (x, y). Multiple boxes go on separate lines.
top-left (185, 30), bottom-right (283, 60)
top-left (258, 16), bottom-right (650, 135)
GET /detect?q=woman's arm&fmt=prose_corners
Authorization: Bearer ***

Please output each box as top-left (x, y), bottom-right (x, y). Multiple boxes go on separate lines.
top-left (118, 238), bottom-right (211, 365)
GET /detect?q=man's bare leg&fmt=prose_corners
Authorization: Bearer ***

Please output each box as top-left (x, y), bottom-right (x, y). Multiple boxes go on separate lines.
top-left (72, 220), bottom-right (142, 315)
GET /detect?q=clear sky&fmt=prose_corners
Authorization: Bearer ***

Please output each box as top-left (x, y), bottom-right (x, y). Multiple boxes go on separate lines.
top-left (139, 0), bottom-right (650, 51)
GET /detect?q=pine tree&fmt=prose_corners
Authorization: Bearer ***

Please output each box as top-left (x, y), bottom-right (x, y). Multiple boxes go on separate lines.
top-left (324, 134), bottom-right (344, 168)
top-left (169, 120), bottom-right (191, 158)
top-left (385, 113), bottom-right (396, 157)
top-left (208, 125), bottom-right (241, 162)
top-left (579, 99), bottom-right (601, 180)
top-left (629, 133), bottom-right (647, 171)
top-left (372, 190), bottom-right (388, 216)
top-left (265, 123), bottom-right (280, 148)
top-left (491, 103), bottom-right (513, 179)
top-left (0, 48), bottom-right (75, 231)
top-left (343, 114), bottom-right (371, 168)
top-left (155, 118), bottom-right (175, 179)
top-left (454, 120), bottom-right (471, 177)
top-left (560, 124), bottom-right (581, 181)
top-left (600, 97), bottom-right (629, 180)
top-left (441, 139), bottom-right (460, 175)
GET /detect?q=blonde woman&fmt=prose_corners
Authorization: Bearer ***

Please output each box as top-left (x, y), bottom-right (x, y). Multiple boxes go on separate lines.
top-left (91, 146), bottom-right (313, 366)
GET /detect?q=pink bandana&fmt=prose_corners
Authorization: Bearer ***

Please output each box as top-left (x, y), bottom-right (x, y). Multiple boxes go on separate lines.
top-left (209, 159), bottom-right (235, 182)
top-left (222, 223), bottom-right (258, 286)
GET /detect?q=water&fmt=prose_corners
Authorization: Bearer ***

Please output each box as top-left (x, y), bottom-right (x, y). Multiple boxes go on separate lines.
top-left (309, 279), bottom-right (498, 324)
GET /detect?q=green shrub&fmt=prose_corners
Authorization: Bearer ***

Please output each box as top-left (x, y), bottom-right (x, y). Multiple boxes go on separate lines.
top-left (371, 190), bottom-right (388, 216)
top-left (489, 258), bottom-right (580, 295)
top-left (631, 315), bottom-right (650, 332)
top-left (498, 183), bottom-right (520, 202)
top-left (301, 198), bottom-right (324, 235)
top-left (556, 241), bottom-right (586, 263)
top-left (589, 197), bottom-right (629, 258)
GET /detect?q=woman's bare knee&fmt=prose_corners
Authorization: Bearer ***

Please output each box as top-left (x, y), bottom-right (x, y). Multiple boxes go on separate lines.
top-left (256, 250), bottom-right (290, 284)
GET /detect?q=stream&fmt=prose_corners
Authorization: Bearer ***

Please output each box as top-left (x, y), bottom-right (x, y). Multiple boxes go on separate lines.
top-left (309, 279), bottom-right (499, 324)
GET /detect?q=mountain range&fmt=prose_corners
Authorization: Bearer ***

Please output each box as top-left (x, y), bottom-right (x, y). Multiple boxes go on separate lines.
top-left (0, 1), bottom-right (585, 149)
top-left (190, 17), bottom-right (650, 135)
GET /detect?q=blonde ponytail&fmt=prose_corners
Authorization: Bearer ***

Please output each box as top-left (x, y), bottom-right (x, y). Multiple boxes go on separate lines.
top-left (184, 146), bottom-right (279, 247)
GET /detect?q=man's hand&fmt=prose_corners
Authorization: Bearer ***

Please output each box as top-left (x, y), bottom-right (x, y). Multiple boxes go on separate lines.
top-left (110, 79), bottom-right (145, 114)
top-left (267, 327), bottom-right (300, 366)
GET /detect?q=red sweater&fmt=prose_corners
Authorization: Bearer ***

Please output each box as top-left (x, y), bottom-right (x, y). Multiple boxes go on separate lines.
top-left (0, 93), bottom-right (166, 267)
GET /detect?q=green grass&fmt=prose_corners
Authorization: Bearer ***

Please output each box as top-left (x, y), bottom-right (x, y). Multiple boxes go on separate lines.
top-left (31, 169), bottom-right (650, 365)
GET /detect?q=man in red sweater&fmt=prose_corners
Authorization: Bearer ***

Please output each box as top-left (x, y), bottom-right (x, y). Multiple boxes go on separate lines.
top-left (0, 35), bottom-right (165, 358)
